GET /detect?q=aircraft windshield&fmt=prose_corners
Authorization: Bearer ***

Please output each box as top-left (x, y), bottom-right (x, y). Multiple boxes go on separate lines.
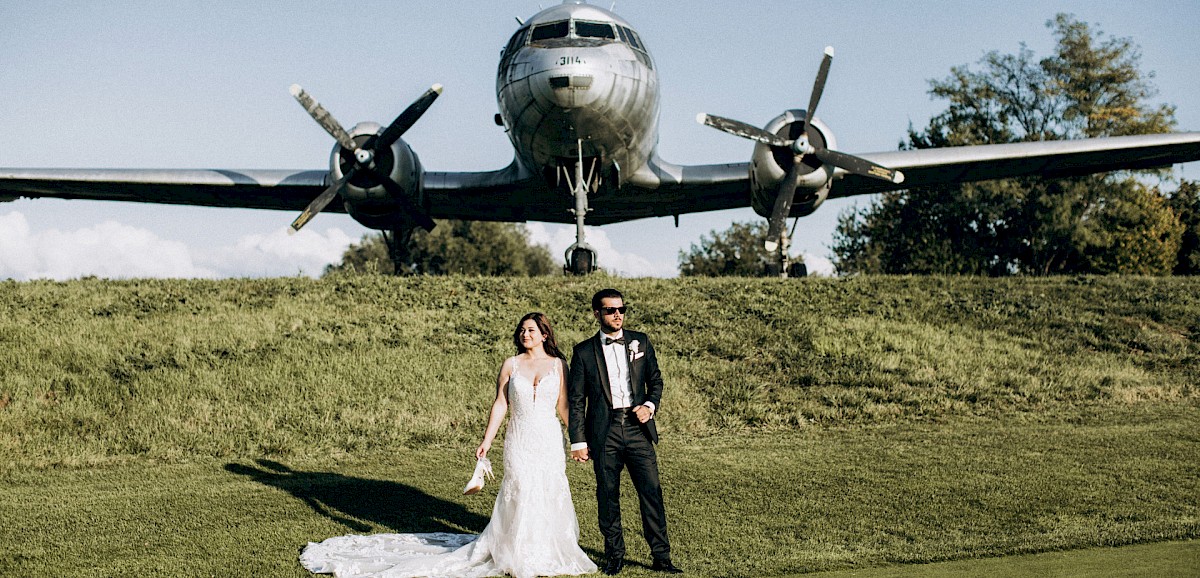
top-left (527, 19), bottom-right (630, 48)
top-left (621, 26), bottom-right (643, 50)
top-left (575, 21), bottom-right (616, 39)
top-left (504, 27), bottom-right (529, 55)
top-left (531, 21), bottom-right (570, 42)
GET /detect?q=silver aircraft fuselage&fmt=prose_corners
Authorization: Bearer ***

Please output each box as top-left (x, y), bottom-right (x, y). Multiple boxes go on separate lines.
top-left (496, 2), bottom-right (658, 185)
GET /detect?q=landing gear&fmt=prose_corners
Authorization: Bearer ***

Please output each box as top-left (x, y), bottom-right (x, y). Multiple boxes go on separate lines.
top-left (767, 217), bottom-right (806, 278)
top-left (563, 139), bottom-right (600, 275)
top-left (566, 246), bottom-right (596, 276)
top-left (767, 225), bottom-right (792, 278)
top-left (380, 227), bottom-right (415, 275)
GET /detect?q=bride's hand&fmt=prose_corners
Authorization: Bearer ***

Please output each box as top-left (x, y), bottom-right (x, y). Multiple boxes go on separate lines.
top-left (475, 443), bottom-right (490, 460)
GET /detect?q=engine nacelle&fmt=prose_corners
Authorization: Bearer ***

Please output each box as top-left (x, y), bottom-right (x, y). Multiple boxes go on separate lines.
top-left (749, 109), bottom-right (836, 218)
top-left (331, 122), bottom-right (425, 230)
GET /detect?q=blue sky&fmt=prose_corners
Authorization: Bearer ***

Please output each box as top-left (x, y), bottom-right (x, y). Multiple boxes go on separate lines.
top-left (2, 1), bottom-right (1198, 279)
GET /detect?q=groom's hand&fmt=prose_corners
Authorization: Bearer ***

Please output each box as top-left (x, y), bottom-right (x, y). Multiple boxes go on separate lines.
top-left (634, 405), bottom-right (653, 423)
top-left (571, 448), bottom-right (589, 462)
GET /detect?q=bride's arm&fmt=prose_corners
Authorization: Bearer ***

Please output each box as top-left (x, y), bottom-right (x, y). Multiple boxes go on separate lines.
top-left (475, 358), bottom-right (512, 459)
top-left (556, 358), bottom-right (570, 425)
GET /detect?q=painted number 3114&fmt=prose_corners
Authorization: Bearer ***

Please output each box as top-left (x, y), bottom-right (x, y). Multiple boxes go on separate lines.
top-left (558, 56), bottom-right (584, 65)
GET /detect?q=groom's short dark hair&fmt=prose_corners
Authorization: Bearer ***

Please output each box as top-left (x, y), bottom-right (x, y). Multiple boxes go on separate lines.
top-left (591, 288), bottom-right (624, 311)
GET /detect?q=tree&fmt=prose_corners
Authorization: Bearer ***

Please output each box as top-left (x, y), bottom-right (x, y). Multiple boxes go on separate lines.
top-left (324, 220), bottom-right (558, 276)
top-left (1166, 180), bottom-right (1200, 275)
top-left (1076, 178), bottom-right (1183, 275)
top-left (833, 14), bottom-right (1182, 276)
top-left (679, 221), bottom-right (804, 276)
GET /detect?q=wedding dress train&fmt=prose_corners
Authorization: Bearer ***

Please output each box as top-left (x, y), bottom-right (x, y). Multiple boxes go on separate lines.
top-left (300, 359), bottom-right (597, 578)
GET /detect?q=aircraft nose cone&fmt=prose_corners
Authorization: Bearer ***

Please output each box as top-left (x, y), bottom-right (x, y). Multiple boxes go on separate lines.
top-left (529, 50), bottom-right (611, 110)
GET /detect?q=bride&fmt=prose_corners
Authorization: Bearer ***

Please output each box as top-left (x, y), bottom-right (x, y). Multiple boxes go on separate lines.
top-left (300, 312), bottom-right (598, 578)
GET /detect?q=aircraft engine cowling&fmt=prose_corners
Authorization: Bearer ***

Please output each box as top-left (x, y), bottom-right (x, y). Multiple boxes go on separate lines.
top-left (749, 110), bottom-right (836, 218)
top-left (331, 121), bottom-right (425, 230)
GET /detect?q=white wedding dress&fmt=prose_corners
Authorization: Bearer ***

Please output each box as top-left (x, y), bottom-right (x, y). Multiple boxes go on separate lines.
top-left (300, 358), bottom-right (597, 578)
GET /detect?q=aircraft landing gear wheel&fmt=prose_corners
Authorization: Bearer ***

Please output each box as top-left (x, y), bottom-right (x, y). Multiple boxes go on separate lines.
top-left (566, 246), bottom-right (596, 275)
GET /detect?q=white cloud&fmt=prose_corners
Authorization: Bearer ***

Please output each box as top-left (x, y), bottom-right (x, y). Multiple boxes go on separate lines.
top-left (1, 209), bottom-right (828, 281)
top-left (525, 223), bottom-right (675, 277)
top-left (0, 211), bottom-right (354, 280)
top-left (800, 253), bottom-right (837, 277)
top-left (0, 211), bottom-right (216, 280)
top-left (195, 227), bottom-right (356, 278)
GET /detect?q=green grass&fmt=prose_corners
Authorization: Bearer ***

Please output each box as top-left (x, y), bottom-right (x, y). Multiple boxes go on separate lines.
top-left (3, 409), bottom-right (1196, 576)
top-left (1, 275), bottom-right (1198, 576)
top-left (808, 540), bottom-right (1199, 578)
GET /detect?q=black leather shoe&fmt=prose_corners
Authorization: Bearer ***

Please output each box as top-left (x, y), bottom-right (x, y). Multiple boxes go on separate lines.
top-left (602, 556), bottom-right (624, 575)
top-left (651, 558), bottom-right (683, 573)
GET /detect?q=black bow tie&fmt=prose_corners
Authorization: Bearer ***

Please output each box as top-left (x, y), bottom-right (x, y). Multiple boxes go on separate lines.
top-left (604, 337), bottom-right (625, 346)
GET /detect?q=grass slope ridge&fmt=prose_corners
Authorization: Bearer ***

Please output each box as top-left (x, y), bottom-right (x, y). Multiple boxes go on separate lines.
top-left (1, 275), bottom-right (1197, 469)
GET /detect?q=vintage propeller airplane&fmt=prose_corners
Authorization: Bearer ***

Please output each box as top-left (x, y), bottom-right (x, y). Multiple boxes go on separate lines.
top-left (3, 1), bottom-right (1200, 275)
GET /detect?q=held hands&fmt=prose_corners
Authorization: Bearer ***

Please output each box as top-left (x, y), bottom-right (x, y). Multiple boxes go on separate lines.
top-left (633, 405), bottom-right (652, 424)
top-left (570, 448), bottom-right (589, 462)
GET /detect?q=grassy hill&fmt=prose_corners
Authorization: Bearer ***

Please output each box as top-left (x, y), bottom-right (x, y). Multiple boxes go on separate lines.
top-left (3, 275), bottom-right (1196, 468)
top-left (1, 275), bottom-right (1197, 576)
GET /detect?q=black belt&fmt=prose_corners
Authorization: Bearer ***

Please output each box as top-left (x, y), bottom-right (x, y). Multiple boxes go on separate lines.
top-left (610, 407), bottom-right (639, 422)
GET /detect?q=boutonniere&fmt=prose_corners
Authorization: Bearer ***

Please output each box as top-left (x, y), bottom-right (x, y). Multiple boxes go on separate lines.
top-left (629, 340), bottom-right (640, 362)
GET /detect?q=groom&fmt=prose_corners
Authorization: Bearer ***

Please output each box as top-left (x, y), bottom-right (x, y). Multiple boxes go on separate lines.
top-left (569, 288), bottom-right (681, 575)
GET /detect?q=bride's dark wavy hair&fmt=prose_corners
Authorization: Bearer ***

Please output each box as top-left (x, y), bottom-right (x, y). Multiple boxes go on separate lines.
top-left (513, 312), bottom-right (566, 359)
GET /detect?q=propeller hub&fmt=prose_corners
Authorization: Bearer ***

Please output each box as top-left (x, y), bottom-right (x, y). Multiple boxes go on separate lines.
top-left (355, 149), bottom-right (374, 165)
top-left (792, 137), bottom-right (815, 156)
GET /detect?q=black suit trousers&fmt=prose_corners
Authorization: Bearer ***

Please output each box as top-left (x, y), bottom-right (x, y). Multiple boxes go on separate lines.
top-left (593, 411), bottom-right (670, 560)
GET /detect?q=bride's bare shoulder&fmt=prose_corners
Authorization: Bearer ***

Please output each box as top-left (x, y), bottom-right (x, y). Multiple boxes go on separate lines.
top-left (497, 355), bottom-right (521, 377)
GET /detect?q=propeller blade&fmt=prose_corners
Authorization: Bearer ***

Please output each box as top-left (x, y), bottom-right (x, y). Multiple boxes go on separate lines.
top-left (365, 166), bottom-right (436, 231)
top-left (290, 169), bottom-right (354, 233)
top-left (764, 160), bottom-right (803, 252)
top-left (800, 46), bottom-right (834, 136)
top-left (371, 84), bottom-right (444, 150)
top-left (696, 113), bottom-right (791, 148)
top-left (815, 148), bottom-right (905, 184)
top-left (290, 84), bottom-right (358, 152)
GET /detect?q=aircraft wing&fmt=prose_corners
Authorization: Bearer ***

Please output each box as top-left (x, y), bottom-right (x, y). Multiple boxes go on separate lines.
top-left (0, 168), bottom-right (332, 212)
top-left (0, 163), bottom-right (598, 225)
top-left (829, 132), bottom-right (1200, 199)
top-left (0, 164), bottom-right (551, 221)
top-left (604, 132), bottom-right (1200, 224)
top-left (423, 160), bottom-right (754, 225)
top-left (4, 132), bottom-right (1198, 226)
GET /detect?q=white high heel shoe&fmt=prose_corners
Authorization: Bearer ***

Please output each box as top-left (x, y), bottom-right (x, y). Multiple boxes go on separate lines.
top-left (463, 457), bottom-right (494, 495)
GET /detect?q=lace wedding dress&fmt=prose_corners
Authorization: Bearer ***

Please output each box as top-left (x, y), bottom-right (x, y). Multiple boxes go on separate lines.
top-left (300, 358), bottom-right (597, 578)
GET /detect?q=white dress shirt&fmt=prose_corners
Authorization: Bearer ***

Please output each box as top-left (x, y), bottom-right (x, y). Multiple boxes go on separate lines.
top-left (602, 330), bottom-right (634, 409)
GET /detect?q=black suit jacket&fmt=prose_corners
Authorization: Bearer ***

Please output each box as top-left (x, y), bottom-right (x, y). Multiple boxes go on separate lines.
top-left (568, 329), bottom-right (664, 448)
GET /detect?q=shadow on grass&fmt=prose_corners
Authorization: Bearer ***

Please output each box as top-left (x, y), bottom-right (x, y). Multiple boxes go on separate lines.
top-left (225, 459), bottom-right (488, 534)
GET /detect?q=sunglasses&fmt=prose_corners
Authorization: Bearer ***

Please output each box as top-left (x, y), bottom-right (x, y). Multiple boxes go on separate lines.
top-left (598, 306), bottom-right (627, 315)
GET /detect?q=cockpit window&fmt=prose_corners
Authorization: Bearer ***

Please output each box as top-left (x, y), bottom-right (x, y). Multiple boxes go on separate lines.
top-left (575, 21), bottom-right (616, 39)
top-left (620, 26), bottom-right (642, 50)
top-left (531, 21), bottom-right (570, 42)
top-left (504, 27), bottom-right (529, 55)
